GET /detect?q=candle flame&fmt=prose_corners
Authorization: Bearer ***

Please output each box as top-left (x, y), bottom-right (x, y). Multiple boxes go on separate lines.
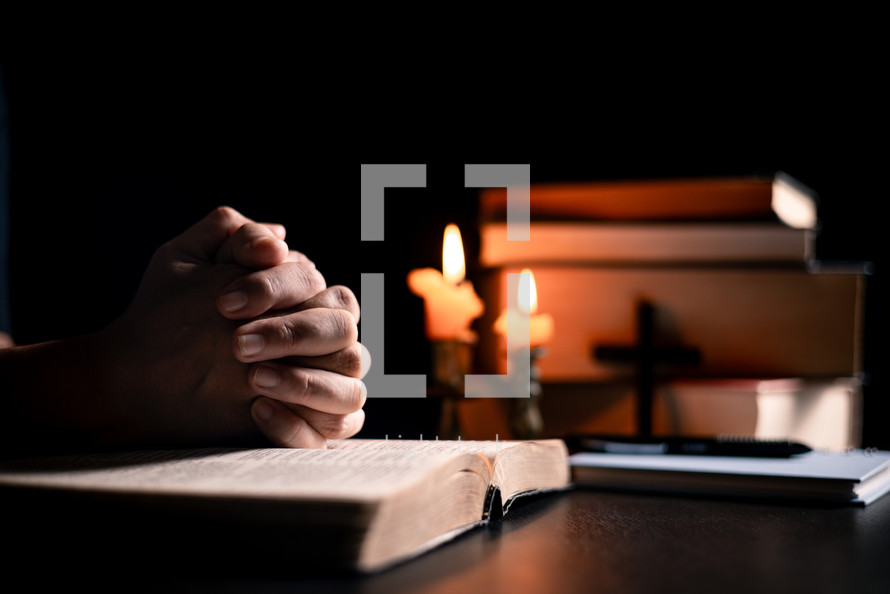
top-left (442, 224), bottom-right (466, 285)
top-left (518, 268), bottom-right (538, 315)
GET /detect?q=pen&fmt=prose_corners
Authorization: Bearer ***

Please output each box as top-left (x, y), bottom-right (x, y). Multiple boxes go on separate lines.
top-left (565, 434), bottom-right (812, 458)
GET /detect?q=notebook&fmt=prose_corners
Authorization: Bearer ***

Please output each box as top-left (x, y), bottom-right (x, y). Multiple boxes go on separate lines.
top-left (570, 449), bottom-right (890, 505)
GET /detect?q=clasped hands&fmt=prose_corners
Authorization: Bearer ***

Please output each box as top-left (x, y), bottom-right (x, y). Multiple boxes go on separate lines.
top-left (0, 206), bottom-right (367, 453)
top-left (106, 206), bottom-right (369, 449)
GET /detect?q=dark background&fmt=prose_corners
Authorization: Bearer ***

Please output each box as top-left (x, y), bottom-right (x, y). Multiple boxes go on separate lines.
top-left (1, 46), bottom-right (886, 447)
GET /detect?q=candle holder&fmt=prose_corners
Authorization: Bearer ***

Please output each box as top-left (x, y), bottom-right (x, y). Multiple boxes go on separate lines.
top-left (428, 340), bottom-right (475, 440)
top-left (509, 346), bottom-right (546, 440)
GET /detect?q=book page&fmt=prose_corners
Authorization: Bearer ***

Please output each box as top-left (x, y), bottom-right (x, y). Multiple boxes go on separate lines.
top-left (569, 449), bottom-right (890, 481)
top-left (0, 444), bottom-right (482, 501)
top-left (327, 437), bottom-right (519, 464)
top-left (329, 439), bottom-right (571, 504)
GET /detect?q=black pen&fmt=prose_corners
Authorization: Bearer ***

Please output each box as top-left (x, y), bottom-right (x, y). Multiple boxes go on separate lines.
top-left (565, 434), bottom-right (812, 458)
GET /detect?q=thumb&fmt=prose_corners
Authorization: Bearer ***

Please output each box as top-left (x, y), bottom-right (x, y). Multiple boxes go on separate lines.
top-left (215, 221), bottom-right (290, 269)
top-left (170, 206), bottom-right (254, 263)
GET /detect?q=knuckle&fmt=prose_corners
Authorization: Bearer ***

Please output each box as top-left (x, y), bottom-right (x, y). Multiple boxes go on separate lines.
top-left (210, 206), bottom-right (243, 235)
top-left (211, 205), bottom-right (237, 224)
top-left (281, 368), bottom-right (364, 414)
top-left (331, 309), bottom-right (359, 343)
top-left (330, 285), bottom-right (359, 316)
top-left (256, 271), bottom-right (281, 302)
top-left (338, 344), bottom-right (364, 378)
top-left (278, 319), bottom-right (304, 351)
top-left (283, 367), bottom-right (314, 405)
top-left (274, 263), bottom-right (326, 307)
top-left (318, 415), bottom-right (353, 439)
top-left (348, 379), bottom-right (367, 411)
top-left (296, 264), bottom-right (326, 295)
top-left (308, 266), bottom-right (327, 292)
top-left (236, 271), bottom-right (278, 306)
top-left (241, 221), bottom-right (265, 237)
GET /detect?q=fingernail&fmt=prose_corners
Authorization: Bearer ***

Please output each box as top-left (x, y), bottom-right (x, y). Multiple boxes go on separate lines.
top-left (219, 290), bottom-right (248, 313)
top-left (252, 397), bottom-right (275, 422)
top-left (252, 237), bottom-right (288, 255)
top-left (254, 365), bottom-right (280, 388)
top-left (359, 344), bottom-right (372, 379)
top-left (238, 333), bottom-right (264, 357)
top-left (359, 381), bottom-right (368, 400)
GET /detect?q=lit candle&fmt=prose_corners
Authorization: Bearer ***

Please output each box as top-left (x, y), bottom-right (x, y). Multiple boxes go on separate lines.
top-left (494, 268), bottom-right (554, 348)
top-left (407, 224), bottom-right (485, 343)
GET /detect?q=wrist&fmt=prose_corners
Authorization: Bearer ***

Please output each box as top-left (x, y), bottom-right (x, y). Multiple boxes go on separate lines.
top-left (0, 332), bottom-right (115, 455)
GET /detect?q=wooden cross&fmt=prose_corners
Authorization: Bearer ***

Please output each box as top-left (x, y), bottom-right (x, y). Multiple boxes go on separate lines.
top-left (593, 301), bottom-right (701, 438)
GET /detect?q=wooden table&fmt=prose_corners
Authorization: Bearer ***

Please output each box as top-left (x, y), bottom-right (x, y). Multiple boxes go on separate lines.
top-left (7, 486), bottom-right (890, 593)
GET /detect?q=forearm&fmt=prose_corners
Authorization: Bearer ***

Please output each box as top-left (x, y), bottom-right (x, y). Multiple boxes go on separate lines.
top-left (0, 333), bottom-right (115, 456)
top-left (0, 207), bottom-right (368, 454)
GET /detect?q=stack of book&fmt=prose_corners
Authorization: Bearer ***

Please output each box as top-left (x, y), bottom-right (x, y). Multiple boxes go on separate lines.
top-left (469, 173), bottom-right (867, 451)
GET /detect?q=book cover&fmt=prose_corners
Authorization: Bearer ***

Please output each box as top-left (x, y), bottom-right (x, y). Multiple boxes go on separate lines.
top-left (477, 172), bottom-right (818, 228)
top-left (657, 377), bottom-right (862, 451)
top-left (479, 221), bottom-right (816, 266)
top-left (570, 448), bottom-right (890, 506)
top-left (476, 265), bottom-right (866, 382)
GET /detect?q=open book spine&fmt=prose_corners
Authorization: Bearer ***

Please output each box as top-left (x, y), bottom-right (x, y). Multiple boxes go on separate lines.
top-left (482, 484), bottom-right (501, 520)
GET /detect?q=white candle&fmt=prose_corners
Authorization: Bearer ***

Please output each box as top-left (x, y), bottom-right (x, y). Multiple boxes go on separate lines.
top-left (494, 268), bottom-right (554, 348)
top-left (408, 224), bottom-right (484, 343)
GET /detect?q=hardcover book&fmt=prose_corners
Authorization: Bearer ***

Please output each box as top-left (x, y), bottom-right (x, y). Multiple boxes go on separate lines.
top-left (477, 265), bottom-right (866, 382)
top-left (570, 448), bottom-right (890, 506)
top-left (477, 172), bottom-right (818, 228)
top-left (0, 438), bottom-right (570, 572)
top-left (479, 221), bottom-right (816, 266)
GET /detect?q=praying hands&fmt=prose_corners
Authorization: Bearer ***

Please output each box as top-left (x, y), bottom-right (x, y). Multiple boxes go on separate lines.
top-left (0, 207), bottom-right (368, 455)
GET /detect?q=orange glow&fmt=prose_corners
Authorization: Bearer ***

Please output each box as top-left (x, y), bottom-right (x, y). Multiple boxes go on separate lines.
top-left (493, 268), bottom-right (553, 349)
top-left (442, 224), bottom-right (466, 285)
top-left (518, 268), bottom-right (538, 314)
top-left (407, 223), bottom-right (484, 342)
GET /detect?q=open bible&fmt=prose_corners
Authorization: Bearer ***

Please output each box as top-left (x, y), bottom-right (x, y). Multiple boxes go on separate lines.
top-left (0, 438), bottom-right (569, 572)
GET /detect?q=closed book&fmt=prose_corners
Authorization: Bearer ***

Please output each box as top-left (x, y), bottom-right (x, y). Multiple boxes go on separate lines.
top-left (655, 377), bottom-right (862, 451)
top-left (570, 448), bottom-right (890, 505)
top-left (457, 377), bottom-right (862, 452)
top-left (477, 264), bottom-right (866, 381)
top-left (479, 221), bottom-right (816, 266)
top-left (478, 172), bottom-right (818, 228)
